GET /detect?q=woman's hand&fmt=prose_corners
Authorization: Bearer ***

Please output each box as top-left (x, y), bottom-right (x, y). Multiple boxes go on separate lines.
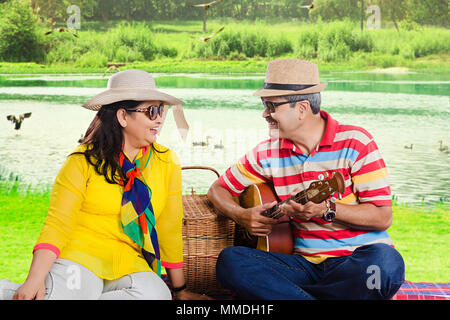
top-left (175, 289), bottom-right (214, 300)
top-left (13, 280), bottom-right (46, 300)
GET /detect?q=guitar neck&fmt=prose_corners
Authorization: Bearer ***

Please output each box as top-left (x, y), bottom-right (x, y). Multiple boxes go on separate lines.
top-left (261, 189), bottom-right (309, 219)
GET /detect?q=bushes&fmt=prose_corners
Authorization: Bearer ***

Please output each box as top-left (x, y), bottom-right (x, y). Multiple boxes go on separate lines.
top-left (372, 27), bottom-right (450, 61)
top-left (296, 20), bottom-right (449, 63)
top-left (75, 51), bottom-right (108, 68)
top-left (189, 29), bottom-right (293, 59)
top-left (1, 16), bottom-right (448, 67)
top-left (46, 21), bottom-right (178, 65)
top-left (0, 0), bottom-right (45, 62)
top-left (297, 21), bottom-right (374, 62)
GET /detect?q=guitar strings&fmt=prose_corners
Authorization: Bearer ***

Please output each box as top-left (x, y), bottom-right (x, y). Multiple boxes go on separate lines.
top-left (262, 181), bottom-right (333, 219)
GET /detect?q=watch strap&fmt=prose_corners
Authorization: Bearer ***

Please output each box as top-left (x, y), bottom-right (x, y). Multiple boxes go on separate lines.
top-left (329, 198), bottom-right (336, 211)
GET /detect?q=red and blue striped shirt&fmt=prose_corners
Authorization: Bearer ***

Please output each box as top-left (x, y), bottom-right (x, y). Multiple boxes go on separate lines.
top-left (219, 110), bottom-right (393, 263)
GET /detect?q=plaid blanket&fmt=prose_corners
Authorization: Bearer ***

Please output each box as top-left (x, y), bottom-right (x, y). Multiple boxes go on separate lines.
top-left (391, 281), bottom-right (450, 300)
top-left (162, 275), bottom-right (450, 300)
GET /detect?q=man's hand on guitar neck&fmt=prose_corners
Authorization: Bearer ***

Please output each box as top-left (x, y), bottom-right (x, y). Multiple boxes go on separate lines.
top-left (280, 200), bottom-right (327, 221)
top-left (238, 201), bottom-right (278, 237)
top-left (279, 187), bottom-right (328, 221)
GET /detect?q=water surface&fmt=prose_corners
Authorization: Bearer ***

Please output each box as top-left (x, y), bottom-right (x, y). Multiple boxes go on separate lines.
top-left (0, 72), bottom-right (449, 206)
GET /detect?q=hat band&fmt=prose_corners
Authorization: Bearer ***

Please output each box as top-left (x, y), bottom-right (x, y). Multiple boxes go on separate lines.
top-left (263, 82), bottom-right (316, 91)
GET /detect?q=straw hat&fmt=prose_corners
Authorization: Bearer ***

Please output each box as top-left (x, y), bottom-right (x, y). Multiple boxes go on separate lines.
top-left (83, 69), bottom-right (184, 109)
top-left (253, 59), bottom-right (327, 97)
top-left (82, 69), bottom-right (189, 139)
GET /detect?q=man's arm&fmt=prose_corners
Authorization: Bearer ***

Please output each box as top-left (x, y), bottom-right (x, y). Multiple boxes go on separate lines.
top-left (280, 199), bottom-right (392, 231)
top-left (207, 180), bottom-right (278, 237)
top-left (333, 202), bottom-right (392, 231)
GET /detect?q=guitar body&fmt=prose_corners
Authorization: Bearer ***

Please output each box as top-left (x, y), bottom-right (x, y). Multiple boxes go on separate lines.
top-left (237, 184), bottom-right (294, 255)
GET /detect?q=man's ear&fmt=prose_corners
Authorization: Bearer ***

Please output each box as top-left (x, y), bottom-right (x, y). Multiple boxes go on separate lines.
top-left (297, 100), bottom-right (310, 120)
top-left (116, 108), bottom-right (128, 128)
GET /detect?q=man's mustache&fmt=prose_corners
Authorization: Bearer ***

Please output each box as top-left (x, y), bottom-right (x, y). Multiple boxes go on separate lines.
top-left (265, 116), bottom-right (277, 123)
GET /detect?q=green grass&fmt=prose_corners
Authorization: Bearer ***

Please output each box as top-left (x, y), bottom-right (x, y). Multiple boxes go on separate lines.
top-left (0, 185), bottom-right (448, 284)
top-left (0, 19), bottom-right (449, 74)
top-left (0, 188), bottom-right (50, 283)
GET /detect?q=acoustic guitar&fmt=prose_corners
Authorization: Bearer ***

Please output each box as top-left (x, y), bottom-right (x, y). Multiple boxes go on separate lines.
top-left (235, 171), bottom-right (346, 255)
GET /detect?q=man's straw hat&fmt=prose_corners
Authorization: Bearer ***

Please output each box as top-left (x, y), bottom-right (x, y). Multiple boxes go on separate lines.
top-left (253, 59), bottom-right (327, 97)
top-left (82, 69), bottom-right (189, 139)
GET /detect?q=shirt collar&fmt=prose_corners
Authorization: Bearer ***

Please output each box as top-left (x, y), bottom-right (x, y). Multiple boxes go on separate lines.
top-left (318, 110), bottom-right (339, 147)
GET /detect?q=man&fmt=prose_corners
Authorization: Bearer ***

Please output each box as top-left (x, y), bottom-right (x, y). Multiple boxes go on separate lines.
top-left (207, 59), bottom-right (405, 300)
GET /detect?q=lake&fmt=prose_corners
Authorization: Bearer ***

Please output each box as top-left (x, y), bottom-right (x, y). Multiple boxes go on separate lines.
top-left (0, 71), bottom-right (449, 206)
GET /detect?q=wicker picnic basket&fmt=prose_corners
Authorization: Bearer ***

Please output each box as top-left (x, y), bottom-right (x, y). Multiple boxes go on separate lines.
top-left (181, 166), bottom-right (235, 296)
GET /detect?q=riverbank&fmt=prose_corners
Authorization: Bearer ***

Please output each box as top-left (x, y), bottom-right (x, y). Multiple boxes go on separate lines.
top-left (1, 53), bottom-right (449, 75)
top-left (0, 185), bottom-right (448, 283)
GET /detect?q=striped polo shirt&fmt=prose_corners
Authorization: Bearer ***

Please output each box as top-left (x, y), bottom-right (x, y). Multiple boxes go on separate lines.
top-left (219, 110), bottom-right (393, 263)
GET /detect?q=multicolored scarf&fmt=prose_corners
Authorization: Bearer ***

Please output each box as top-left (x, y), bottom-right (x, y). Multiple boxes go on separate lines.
top-left (119, 146), bottom-right (161, 276)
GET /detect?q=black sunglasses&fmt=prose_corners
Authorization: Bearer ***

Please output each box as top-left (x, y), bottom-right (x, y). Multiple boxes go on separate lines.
top-left (129, 103), bottom-right (164, 120)
top-left (262, 98), bottom-right (306, 113)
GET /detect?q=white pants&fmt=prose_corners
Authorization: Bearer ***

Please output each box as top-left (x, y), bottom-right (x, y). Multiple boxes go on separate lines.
top-left (0, 258), bottom-right (172, 300)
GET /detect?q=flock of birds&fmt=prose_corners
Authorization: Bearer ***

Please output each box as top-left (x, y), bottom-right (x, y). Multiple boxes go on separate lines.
top-left (4, 114), bottom-right (448, 154)
top-left (192, 136), bottom-right (224, 149)
top-left (402, 141), bottom-right (449, 154)
top-left (5, 114), bottom-right (225, 149)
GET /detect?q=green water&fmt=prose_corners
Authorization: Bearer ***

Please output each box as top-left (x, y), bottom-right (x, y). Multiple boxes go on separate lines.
top-left (0, 72), bottom-right (449, 206)
top-left (1, 71), bottom-right (449, 96)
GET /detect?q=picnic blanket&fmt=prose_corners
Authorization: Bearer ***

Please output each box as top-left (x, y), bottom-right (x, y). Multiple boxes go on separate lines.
top-left (162, 275), bottom-right (450, 300)
top-left (391, 281), bottom-right (450, 300)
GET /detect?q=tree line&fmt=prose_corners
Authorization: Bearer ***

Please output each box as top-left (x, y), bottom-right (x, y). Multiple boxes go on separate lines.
top-left (23, 0), bottom-right (448, 27)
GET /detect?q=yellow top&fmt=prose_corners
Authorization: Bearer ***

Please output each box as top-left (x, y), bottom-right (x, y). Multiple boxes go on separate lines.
top-left (34, 143), bottom-right (183, 280)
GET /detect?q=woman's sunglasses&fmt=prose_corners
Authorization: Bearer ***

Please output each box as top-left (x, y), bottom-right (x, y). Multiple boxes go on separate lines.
top-left (129, 103), bottom-right (165, 120)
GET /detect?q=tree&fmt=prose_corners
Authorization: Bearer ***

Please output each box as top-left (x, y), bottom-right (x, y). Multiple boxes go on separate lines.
top-left (373, 0), bottom-right (406, 31)
top-left (405, 0), bottom-right (448, 27)
top-left (0, 0), bottom-right (44, 62)
top-left (310, 0), bottom-right (361, 21)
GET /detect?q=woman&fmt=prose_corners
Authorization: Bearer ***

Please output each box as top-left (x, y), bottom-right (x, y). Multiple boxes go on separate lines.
top-left (0, 69), bottom-right (208, 300)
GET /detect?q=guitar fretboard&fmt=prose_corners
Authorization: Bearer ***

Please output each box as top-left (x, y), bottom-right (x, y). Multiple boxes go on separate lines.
top-left (261, 189), bottom-right (309, 219)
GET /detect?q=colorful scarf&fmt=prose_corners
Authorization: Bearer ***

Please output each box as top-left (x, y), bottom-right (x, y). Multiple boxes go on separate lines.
top-left (119, 146), bottom-right (161, 276)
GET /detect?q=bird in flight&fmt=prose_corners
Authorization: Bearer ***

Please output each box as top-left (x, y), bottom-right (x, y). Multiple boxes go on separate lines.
top-left (299, 3), bottom-right (314, 9)
top-left (6, 112), bottom-right (32, 130)
top-left (190, 0), bottom-right (223, 10)
top-left (45, 27), bottom-right (78, 38)
top-left (192, 26), bottom-right (225, 42)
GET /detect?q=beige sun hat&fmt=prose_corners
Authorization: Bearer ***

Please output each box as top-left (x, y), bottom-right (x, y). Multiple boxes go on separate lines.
top-left (82, 69), bottom-right (189, 139)
top-left (253, 59), bottom-right (327, 97)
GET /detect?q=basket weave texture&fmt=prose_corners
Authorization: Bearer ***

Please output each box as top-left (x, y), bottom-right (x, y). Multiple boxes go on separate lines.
top-left (182, 194), bottom-right (235, 295)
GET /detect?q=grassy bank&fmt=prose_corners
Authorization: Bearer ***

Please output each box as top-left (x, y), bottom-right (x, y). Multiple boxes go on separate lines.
top-left (0, 20), bottom-right (449, 74)
top-left (0, 185), bottom-right (448, 284)
top-left (1, 54), bottom-right (449, 74)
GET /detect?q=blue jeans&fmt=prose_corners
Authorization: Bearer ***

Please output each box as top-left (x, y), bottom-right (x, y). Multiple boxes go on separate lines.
top-left (216, 243), bottom-right (405, 300)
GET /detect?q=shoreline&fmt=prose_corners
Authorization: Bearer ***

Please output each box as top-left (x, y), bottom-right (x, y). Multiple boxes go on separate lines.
top-left (1, 56), bottom-right (449, 75)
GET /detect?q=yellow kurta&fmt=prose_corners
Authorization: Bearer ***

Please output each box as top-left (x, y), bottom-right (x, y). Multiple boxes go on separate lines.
top-left (34, 142), bottom-right (183, 280)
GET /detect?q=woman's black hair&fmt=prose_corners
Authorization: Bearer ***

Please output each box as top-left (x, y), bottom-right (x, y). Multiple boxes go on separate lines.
top-left (71, 100), bottom-right (167, 185)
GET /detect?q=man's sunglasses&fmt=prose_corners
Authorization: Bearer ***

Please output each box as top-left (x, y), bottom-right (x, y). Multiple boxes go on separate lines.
top-left (129, 103), bottom-right (165, 120)
top-left (262, 98), bottom-right (306, 113)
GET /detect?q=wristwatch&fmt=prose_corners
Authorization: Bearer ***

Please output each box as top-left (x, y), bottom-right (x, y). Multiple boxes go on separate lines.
top-left (323, 197), bottom-right (337, 222)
